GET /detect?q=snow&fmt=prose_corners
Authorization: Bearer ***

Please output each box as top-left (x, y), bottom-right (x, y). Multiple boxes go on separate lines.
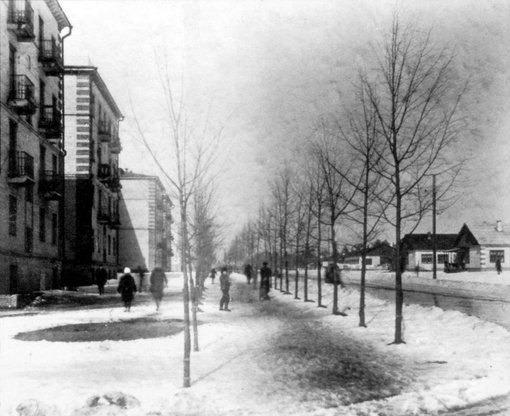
top-left (1, 270), bottom-right (510, 415)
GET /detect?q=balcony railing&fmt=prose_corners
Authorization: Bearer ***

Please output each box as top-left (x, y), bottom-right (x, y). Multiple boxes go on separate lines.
top-left (109, 212), bottom-right (121, 228)
top-left (98, 164), bottom-right (111, 181)
top-left (9, 75), bottom-right (37, 115)
top-left (7, 0), bottom-right (35, 41)
top-left (97, 204), bottom-right (111, 223)
top-left (8, 151), bottom-right (35, 186)
top-left (39, 39), bottom-right (63, 75)
top-left (39, 170), bottom-right (62, 200)
top-left (39, 105), bottom-right (62, 139)
top-left (110, 138), bottom-right (122, 154)
top-left (98, 121), bottom-right (111, 142)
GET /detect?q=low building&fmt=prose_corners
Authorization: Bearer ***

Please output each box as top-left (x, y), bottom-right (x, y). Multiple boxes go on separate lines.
top-left (455, 221), bottom-right (510, 271)
top-left (118, 170), bottom-right (173, 273)
top-left (402, 233), bottom-right (458, 271)
top-left (343, 242), bottom-right (395, 270)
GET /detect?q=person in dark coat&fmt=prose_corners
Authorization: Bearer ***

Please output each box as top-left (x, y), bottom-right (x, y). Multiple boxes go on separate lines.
top-left (149, 267), bottom-right (168, 311)
top-left (137, 265), bottom-right (147, 293)
top-left (496, 257), bottom-right (502, 274)
top-left (259, 262), bottom-right (272, 301)
top-left (117, 267), bottom-right (137, 312)
top-left (325, 262), bottom-right (344, 287)
top-left (210, 268), bottom-right (217, 284)
top-left (244, 264), bottom-right (253, 284)
top-left (219, 267), bottom-right (231, 311)
top-left (97, 267), bottom-right (108, 295)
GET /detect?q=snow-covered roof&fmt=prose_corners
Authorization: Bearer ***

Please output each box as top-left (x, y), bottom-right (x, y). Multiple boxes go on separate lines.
top-left (402, 233), bottom-right (458, 251)
top-left (462, 222), bottom-right (510, 247)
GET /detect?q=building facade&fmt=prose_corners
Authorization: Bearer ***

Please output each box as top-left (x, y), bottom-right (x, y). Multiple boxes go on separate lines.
top-left (402, 233), bottom-right (458, 271)
top-left (118, 171), bottom-right (173, 273)
top-left (0, 0), bottom-right (71, 296)
top-left (456, 221), bottom-right (510, 271)
top-left (63, 65), bottom-right (123, 286)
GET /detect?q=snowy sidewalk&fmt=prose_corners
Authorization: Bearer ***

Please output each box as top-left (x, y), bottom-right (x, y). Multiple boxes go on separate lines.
top-left (1, 273), bottom-right (510, 415)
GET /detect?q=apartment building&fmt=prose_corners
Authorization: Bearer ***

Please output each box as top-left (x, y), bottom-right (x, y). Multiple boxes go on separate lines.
top-left (0, 0), bottom-right (71, 297)
top-left (118, 170), bottom-right (173, 273)
top-left (63, 64), bottom-right (123, 286)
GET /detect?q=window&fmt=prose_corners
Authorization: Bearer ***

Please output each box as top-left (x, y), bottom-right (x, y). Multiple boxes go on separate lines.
top-left (421, 254), bottom-right (433, 264)
top-left (25, 227), bottom-right (33, 253)
top-left (25, 185), bottom-right (33, 203)
top-left (108, 235), bottom-right (111, 255)
top-left (39, 207), bottom-right (46, 242)
top-left (51, 213), bottom-right (57, 245)
top-left (437, 254), bottom-right (449, 264)
top-left (490, 250), bottom-right (504, 263)
top-left (363, 258), bottom-right (373, 266)
top-left (9, 196), bottom-right (17, 236)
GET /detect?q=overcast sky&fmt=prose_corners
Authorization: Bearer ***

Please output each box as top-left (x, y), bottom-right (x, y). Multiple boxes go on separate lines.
top-left (59, 0), bottom-right (510, 242)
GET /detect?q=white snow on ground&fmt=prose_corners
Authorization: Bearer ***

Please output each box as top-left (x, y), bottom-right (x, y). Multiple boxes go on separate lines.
top-left (0, 270), bottom-right (509, 415)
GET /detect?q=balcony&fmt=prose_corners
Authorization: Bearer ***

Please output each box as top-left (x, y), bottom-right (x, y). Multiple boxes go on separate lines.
top-left (109, 174), bottom-right (122, 192)
top-left (39, 39), bottom-right (63, 76)
top-left (109, 212), bottom-right (121, 229)
top-left (97, 204), bottom-right (111, 224)
top-left (39, 170), bottom-right (62, 200)
top-left (8, 151), bottom-right (35, 186)
top-left (98, 122), bottom-right (111, 142)
top-left (9, 75), bottom-right (37, 115)
top-left (98, 164), bottom-right (111, 181)
top-left (110, 138), bottom-right (122, 154)
top-left (38, 106), bottom-right (62, 139)
top-left (7, 0), bottom-right (35, 41)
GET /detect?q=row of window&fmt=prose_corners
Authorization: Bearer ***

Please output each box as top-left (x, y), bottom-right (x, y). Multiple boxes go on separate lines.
top-left (9, 195), bottom-right (58, 252)
top-left (420, 251), bottom-right (505, 264)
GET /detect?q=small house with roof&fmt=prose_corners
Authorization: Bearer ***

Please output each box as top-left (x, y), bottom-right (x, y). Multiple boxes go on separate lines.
top-left (402, 233), bottom-right (458, 271)
top-left (455, 221), bottom-right (510, 271)
top-left (343, 242), bottom-right (395, 270)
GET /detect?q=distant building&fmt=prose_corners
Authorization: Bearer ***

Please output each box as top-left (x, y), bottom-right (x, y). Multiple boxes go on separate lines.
top-left (118, 170), bottom-right (173, 272)
top-left (0, 0), bottom-right (71, 297)
top-left (343, 242), bottom-right (395, 270)
top-left (63, 64), bottom-right (123, 286)
top-left (402, 233), bottom-right (458, 271)
top-left (455, 221), bottom-right (510, 271)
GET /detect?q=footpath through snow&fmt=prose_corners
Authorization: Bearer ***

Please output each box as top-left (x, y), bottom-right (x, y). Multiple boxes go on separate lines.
top-left (0, 272), bottom-right (510, 415)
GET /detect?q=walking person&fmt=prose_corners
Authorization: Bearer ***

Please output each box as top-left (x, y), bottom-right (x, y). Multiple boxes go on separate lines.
top-left (210, 267), bottom-right (217, 284)
top-left (97, 267), bottom-right (108, 295)
top-left (244, 264), bottom-right (253, 284)
top-left (137, 265), bottom-right (147, 293)
top-left (496, 257), bottom-right (502, 275)
top-left (117, 267), bottom-right (137, 312)
top-left (219, 267), bottom-right (231, 311)
top-left (149, 267), bottom-right (168, 311)
top-left (259, 262), bottom-right (272, 301)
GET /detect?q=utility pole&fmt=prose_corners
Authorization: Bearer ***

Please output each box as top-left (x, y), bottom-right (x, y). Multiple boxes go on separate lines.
top-left (432, 174), bottom-right (437, 280)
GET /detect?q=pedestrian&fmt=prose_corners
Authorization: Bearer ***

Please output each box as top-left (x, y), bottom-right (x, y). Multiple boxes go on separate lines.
top-left (496, 257), bottom-right (502, 275)
top-left (259, 262), bottom-right (272, 301)
top-left (244, 264), bottom-right (253, 284)
top-left (97, 267), bottom-right (108, 295)
top-left (219, 267), bottom-right (231, 311)
top-left (210, 267), bottom-right (217, 284)
top-left (325, 262), bottom-right (344, 287)
top-left (117, 267), bottom-right (137, 312)
top-left (149, 267), bottom-right (168, 311)
top-left (137, 265), bottom-right (147, 293)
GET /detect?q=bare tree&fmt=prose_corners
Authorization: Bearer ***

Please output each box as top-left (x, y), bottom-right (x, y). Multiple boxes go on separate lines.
top-left (311, 122), bottom-right (360, 316)
top-left (337, 86), bottom-right (389, 328)
top-left (360, 14), bottom-right (465, 344)
top-left (127, 63), bottom-right (222, 386)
